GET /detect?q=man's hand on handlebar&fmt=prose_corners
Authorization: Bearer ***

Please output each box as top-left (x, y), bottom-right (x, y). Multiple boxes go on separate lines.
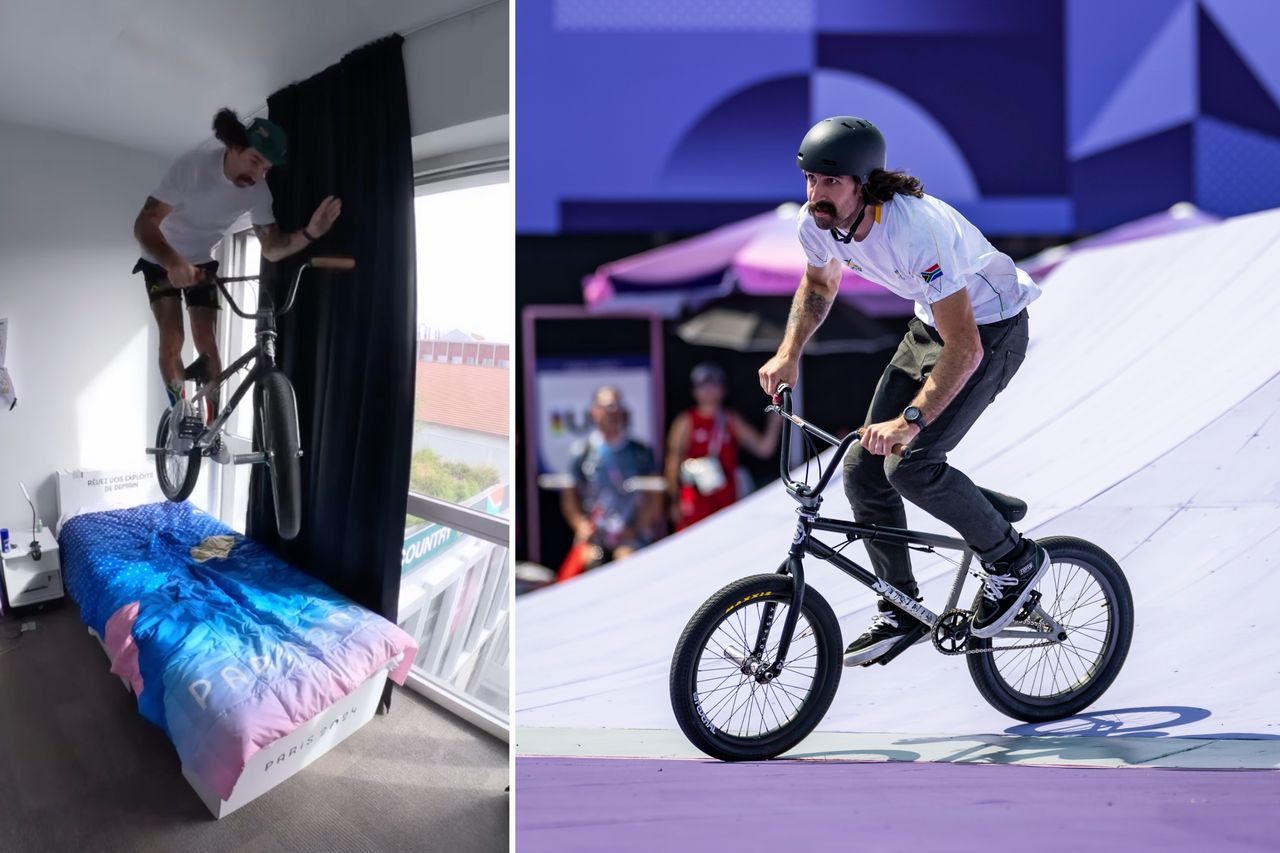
top-left (858, 416), bottom-right (920, 457)
top-left (166, 260), bottom-right (203, 289)
top-left (758, 352), bottom-right (799, 397)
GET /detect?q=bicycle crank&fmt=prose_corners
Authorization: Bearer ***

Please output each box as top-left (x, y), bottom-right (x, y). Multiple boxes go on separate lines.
top-left (931, 608), bottom-right (1062, 656)
top-left (932, 609), bottom-right (971, 655)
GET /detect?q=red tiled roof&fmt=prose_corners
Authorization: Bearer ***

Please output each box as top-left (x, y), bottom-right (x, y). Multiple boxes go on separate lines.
top-left (415, 361), bottom-right (509, 437)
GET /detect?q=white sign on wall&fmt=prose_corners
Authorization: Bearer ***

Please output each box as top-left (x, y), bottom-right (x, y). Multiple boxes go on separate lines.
top-left (534, 356), bottom-right (653, 474)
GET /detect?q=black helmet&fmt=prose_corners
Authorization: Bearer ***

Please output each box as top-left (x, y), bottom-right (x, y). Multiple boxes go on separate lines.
top-left (796, 116), bottom-right (886, 183)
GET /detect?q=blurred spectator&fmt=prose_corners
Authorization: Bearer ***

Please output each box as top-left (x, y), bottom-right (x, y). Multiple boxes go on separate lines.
top-left (666, 362), bottom-right (781, 531)
top-left (559, 386), bottom-right (663, 574)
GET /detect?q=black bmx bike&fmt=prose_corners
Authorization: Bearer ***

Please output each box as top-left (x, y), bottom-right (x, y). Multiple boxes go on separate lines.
top-left (147, 256), bottom-right (355, 539)
top-left (669, 385), bottom-right (1133, 761)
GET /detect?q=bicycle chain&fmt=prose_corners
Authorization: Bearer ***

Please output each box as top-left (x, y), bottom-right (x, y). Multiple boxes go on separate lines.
top-left (931, 608), bottom-right (1060, 656)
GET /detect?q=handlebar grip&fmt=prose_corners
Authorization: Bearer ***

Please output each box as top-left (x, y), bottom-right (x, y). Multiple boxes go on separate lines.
top-left (854, 429), bottom-right (915, 460)
top-left (310, 256), bottom-right (356, 270)
top-left (776, 383), bottom-right (793, 413)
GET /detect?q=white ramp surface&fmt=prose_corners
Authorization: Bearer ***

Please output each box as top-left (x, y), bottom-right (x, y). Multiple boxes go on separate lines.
top-left (517, 208), bottom-right (1280, 741)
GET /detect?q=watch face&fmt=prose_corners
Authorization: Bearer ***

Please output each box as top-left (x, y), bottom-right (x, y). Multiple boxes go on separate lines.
top-left (905, 406), bottom-right (921, 423)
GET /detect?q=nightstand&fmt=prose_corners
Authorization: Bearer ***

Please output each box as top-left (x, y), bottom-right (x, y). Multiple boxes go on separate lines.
top-left (0, 525), bottom-right (64, 614)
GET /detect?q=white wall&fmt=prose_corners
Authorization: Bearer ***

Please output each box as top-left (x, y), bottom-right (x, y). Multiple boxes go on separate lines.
top-left (0, 119), bottom-right (174, 530)
top-left (403, 0), bottom-right (508, 136)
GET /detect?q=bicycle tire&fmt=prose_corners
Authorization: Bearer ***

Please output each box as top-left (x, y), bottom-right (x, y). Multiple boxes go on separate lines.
top-left (670, 574), bottom-right (843, 761)
top-left (154, 408), bottom-right (201, 502)
top-left (967, 535), bottom-right (1133, 722)
top-left (259, 369), bottom-right (302, 540)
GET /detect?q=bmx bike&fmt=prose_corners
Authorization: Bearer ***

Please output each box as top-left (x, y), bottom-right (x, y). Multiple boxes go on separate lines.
top-left (146, 256), bottom-right (355, 539)
top-left (669, 384), bottom-right (1133, 761)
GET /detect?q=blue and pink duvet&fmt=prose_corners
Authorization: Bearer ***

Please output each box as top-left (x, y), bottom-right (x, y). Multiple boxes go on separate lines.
top-left (59, 501), bottom-right (417, 800)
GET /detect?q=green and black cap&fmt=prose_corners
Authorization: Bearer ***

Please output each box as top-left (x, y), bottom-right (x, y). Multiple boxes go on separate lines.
top-left (246, 117), bottom-right (287, 166)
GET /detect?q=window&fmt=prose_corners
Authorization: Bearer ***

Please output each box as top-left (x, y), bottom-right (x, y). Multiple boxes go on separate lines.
top-left (397, 168), bottom-right (511, 737)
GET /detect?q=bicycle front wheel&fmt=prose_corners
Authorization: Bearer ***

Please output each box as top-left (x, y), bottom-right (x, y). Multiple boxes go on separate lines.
top-left (967, 535), bottom-right (1133, 722)
top-left (155, 408), bottom-right (201, 502)
top-left (669, 574), bottom-right (842, 761)
top-left (259, 370), bottom-right (302, 540)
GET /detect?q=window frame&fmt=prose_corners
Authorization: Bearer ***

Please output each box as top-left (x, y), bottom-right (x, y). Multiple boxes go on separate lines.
top-left (408, 161), bottom-right (511, 549)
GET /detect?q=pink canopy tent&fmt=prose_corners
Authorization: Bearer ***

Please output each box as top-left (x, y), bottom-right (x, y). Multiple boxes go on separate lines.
top-left (583, 201), bottom-right (1222, 318)
top-left (582, 204), bottom-right (913, 318)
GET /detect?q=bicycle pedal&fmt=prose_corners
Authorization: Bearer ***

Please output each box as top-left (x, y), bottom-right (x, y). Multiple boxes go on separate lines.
top-left (872, 624), bottom-right (929, 667)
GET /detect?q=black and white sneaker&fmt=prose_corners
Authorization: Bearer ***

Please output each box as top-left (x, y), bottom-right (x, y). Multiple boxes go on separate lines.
top-left (970, 539), bottom-right (1051, 639)
top-left (843, 606), bottom-right (927, 667)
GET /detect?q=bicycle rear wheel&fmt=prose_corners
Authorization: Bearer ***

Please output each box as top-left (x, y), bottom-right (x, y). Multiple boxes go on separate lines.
top-left (155, 407), bottom-right (201, 502)
top-left (259, 370), bottom-right (302, 540)
top-left (669, 574), bottom-right (842, 761)
top-left (967, 535), bottom-right (1133, 722)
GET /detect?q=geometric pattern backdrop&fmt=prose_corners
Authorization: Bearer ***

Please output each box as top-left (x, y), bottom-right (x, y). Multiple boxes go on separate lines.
top-left (517, 0), bottom-right (1280, 235)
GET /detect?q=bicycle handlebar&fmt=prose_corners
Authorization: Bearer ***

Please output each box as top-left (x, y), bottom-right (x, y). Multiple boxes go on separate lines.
top-left (205, 256), bottom-right (357, 320)
top-left (769, 382), bottom-right (913, 501)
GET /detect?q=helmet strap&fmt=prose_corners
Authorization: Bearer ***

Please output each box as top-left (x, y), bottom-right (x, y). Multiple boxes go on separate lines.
top-left (829, 199), bottom-right (867, 244)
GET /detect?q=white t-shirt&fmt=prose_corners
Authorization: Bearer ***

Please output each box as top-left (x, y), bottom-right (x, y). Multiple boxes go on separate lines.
top-left (144, 144), bottom-right (276, 265)
top-left (796, 193), bottom-right (1041, 327)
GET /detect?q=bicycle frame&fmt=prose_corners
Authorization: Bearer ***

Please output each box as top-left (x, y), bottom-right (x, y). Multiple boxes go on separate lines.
top-left (758, 386), bottom-right (1066, 675)
top-left (154, 258), bottom-right (353, 458)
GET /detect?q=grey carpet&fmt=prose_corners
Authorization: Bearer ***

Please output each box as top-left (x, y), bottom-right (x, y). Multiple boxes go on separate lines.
top-left (0, 603), bottom-right (509, 853)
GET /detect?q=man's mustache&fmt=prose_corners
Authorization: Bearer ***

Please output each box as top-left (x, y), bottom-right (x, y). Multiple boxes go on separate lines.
top-left (812, 202), bottom-right (836, 216)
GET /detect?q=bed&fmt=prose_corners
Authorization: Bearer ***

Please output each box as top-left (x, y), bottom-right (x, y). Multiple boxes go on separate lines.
top-left (54, 465), bottom-right (418, 818)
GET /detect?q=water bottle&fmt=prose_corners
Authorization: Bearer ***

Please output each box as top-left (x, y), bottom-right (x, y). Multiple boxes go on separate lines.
top-left (0, 528), bottom-right (8, 553)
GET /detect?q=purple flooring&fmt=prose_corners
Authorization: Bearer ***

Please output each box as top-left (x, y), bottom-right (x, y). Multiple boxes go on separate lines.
top-left (516, 757), bottom-right (1280, 852)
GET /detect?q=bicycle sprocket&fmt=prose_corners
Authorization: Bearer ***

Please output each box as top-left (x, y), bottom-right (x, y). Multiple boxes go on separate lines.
top-left (932, 609), bottom-right (971, 655)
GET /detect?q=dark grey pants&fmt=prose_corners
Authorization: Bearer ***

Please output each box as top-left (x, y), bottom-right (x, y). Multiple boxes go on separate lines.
top-left (842, 309), bottom-right (1030, 595)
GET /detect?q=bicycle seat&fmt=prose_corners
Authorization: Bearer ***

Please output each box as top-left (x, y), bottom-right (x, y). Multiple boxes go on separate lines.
top-left (978, 487), bottom-right (1027, 522)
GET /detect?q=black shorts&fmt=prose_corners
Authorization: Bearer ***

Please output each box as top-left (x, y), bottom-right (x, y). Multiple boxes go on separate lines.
top-left (133, 258), bottom-right (221, 309)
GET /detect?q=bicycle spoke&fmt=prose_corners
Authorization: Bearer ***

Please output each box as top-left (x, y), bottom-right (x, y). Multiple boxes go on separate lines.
top-left (691, 597), bottom-right (825, 740)
top-left (990, 556), bottom-right (1116, 701)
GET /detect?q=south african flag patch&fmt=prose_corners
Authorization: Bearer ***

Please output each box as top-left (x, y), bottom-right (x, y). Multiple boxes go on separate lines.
top-left (920, 263), bottom-right (943, 284)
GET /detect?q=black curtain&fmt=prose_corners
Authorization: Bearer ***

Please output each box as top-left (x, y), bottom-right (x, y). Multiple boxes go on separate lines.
top-left (247, 36), bottom-right (415, 647)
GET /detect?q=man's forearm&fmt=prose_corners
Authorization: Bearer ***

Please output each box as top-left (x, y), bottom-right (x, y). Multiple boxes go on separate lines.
top-left (261, 230), bottom-right (315, 262)
top-left (134, 221), bottom-right (183, 270)
top-left (909, 342), bottom-right (982, 423)
top-left (780, 277), bottom-right (835, 358)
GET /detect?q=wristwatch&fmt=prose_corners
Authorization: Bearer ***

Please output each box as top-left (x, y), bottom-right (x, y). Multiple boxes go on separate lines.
top-left (903, 406), bottom-right (927, 430)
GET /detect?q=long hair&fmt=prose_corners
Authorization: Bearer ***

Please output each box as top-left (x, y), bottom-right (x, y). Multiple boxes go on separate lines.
top-left (861, 168), bottom-right (925, 204)
top-left (212, 108), bottom-right (250, 149)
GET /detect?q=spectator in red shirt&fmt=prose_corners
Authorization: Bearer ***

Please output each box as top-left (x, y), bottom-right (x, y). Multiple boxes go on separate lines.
top-left (665, 363), bottom-right (781, 531)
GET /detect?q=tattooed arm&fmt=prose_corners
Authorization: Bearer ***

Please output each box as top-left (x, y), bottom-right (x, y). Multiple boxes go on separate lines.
top-left (254, 196), bottom-right (343, 262)
top-left (253, 223), bottom-right (312, 263)
top-left (133, 196), bottom-right (179, 268)
top-left (133, 196), bottom-right (203, 287)
top-left (758, 258), bottom-right (842, 395)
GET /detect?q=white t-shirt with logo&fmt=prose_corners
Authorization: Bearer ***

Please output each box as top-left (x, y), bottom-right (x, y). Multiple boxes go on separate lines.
top-left (144, 144), bottom-right (276, 265)
top-left (796, 194), bottom-right (1041, 327)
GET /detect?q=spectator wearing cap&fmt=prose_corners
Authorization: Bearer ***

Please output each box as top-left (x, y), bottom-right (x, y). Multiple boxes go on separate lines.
top-left (666, 362), bottom-right (781, 531)
top-left (561, 386), bottom-right (663, 568)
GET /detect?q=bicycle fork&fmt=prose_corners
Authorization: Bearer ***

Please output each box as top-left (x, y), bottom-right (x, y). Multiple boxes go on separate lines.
top-left (748, 513), bottom-right (813, 679)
